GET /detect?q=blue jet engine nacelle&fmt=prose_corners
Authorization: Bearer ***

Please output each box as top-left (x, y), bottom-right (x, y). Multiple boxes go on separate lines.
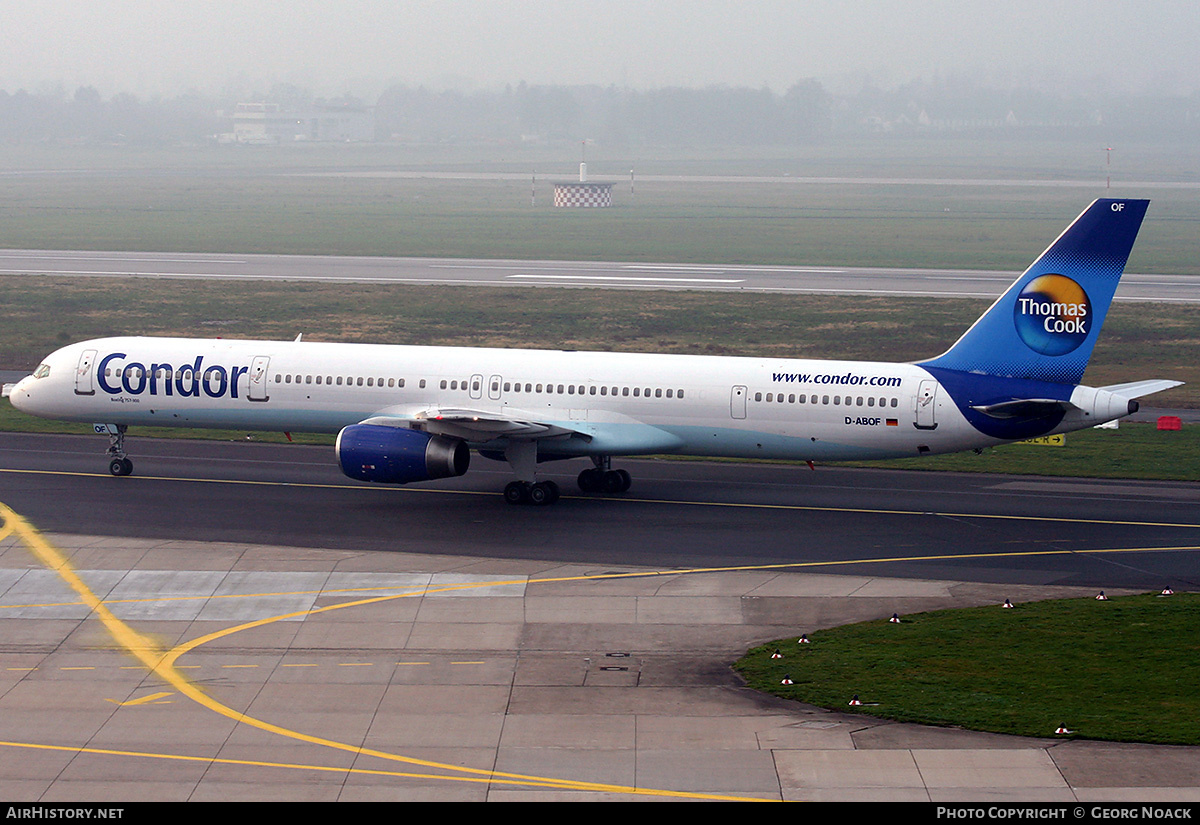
top-left (336, 423), bottom-right (470, 484)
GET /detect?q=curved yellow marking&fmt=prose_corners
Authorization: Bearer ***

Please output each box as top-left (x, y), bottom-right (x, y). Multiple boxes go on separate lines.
top-left (150, 539), bottom-right (1200, 797)
top-left (0, 501), bottom-right (763, 801)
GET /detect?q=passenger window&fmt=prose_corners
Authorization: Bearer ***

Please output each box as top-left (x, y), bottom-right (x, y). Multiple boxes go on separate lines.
top-left (754, 392), bottom-right (762, 401)
top-left (419, 379), bottom-right (426, 389)
top-left (678, 389), bottom-right (684, 399)
top-left (440, 380), bottom-right (447, 389)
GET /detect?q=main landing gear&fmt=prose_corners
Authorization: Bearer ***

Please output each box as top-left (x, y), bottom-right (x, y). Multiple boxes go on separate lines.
top-left (501, 440), bottom-right (560, 506)
top-left (105, 424), bottom-right (133, 476)
top-left (504, 480), bottom-right (561, 506)
top-left (576, 456), bottom-right (631, 494)
top-left (500, 454), bottom-right (631, 506)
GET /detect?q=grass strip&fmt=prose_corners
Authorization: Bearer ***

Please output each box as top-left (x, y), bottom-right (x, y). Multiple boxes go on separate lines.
top-left (735, 592), bottom-right (1200, 745)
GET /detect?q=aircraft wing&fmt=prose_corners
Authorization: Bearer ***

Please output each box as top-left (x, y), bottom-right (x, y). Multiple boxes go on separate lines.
top-left (360, 404), bottom-right (686, 454)
top-left (360, 406), bottom-right (581, 442)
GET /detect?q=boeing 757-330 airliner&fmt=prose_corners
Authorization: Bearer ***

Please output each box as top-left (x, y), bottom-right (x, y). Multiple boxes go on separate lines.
top-left (7, 199), bottom-right (1181, 505)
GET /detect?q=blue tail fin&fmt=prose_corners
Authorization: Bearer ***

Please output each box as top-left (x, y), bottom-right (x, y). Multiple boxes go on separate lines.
top-left (919, 199), bottom-right (1149, 385)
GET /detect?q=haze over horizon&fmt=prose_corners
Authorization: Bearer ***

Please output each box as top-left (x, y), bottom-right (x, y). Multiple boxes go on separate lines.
top-left (2, 1), bottom-right (1197, 100)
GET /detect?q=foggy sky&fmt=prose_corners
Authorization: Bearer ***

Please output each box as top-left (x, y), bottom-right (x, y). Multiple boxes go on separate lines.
top-left (2, 0), bottom-right (1197, 98)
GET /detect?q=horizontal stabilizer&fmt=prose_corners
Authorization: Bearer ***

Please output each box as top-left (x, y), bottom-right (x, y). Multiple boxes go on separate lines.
top-left (1096, 379), bottom-right (1184, 399)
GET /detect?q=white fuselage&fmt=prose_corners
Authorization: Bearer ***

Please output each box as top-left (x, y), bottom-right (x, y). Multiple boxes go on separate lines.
top-left (9, 336), bottom-right (1121, 464)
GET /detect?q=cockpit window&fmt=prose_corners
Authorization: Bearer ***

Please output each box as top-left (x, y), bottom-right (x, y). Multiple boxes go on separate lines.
top-left (33, 364), bottom-right (50, 379)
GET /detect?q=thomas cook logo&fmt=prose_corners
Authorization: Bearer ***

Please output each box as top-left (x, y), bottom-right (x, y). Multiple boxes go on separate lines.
top-left (1013, 274), bottom-right (1091, 356)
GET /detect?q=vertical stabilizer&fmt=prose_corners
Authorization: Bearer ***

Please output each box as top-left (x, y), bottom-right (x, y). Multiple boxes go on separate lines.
top-left (919, 199), bottom-right (1149, 384)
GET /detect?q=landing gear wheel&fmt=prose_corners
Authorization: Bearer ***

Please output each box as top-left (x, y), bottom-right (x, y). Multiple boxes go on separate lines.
top-left (109, 457), bottom-right (133, 477)
top-left (577, 468), bottom-right (602, 493)
top-left (504, 481), bottom-right (530, 505)
top-left (580, 467), bottom-right (630, 494)
top-left (601, 470), bottom-right (625, 494)
top-left (529, 480), bottom-right (559, 505)
top-left (505, 480), bottom-right (559, 506)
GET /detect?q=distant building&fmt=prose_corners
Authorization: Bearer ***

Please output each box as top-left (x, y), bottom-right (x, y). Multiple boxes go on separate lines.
top-left (231, 101), bottom-right (374, 143)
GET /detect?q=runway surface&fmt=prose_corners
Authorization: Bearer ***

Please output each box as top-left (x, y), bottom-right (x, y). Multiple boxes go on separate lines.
top-left (3, 249), bottom-right (1199, 302)
top-left (2, 433), bottom-right (1197, 590)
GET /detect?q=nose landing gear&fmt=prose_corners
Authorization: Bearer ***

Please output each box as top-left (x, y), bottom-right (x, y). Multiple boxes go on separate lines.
top-left (104, 424), bottom-right (133, 476)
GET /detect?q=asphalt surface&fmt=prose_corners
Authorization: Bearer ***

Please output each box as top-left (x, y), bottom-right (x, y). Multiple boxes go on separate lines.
top-left (2, 433), bottom-right (1197, 590)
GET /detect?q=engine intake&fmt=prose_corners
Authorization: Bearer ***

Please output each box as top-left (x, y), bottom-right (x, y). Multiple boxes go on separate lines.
top-left (336, 424), bottom-right (469, 484)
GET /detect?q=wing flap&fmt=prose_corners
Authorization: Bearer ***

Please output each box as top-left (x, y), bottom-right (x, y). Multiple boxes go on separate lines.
top-left (359, 406), bottom-right (581, 442)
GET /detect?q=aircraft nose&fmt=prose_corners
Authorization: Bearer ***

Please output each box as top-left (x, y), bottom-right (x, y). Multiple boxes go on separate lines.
top-left (7, 376), bottom-right (36, 414)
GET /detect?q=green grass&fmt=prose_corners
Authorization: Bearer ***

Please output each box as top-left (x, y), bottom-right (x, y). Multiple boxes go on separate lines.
top-left (735, 593), bottom-right (1200, 745)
